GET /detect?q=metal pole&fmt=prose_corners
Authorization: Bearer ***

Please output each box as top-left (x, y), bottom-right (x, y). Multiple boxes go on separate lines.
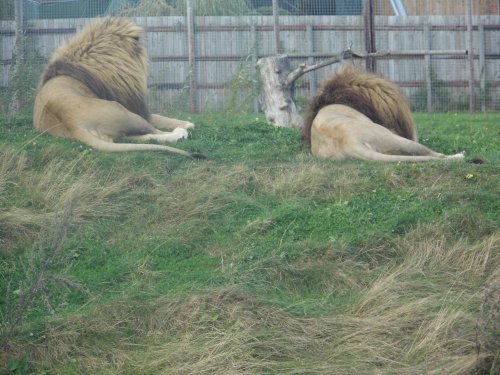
top-left (306, 24), bottom-right (317, 95)
top-left (251, 24), bottom-right (259, 113)
top-left (364, 0), bottom-right (376, 72)
top-left (14, 0), bottom-right (24, 38)
top-left (424, 24), bottom-right (433, 112)
top-left (466, 0), bottom-right (475, 112)
top-left (186, 0), bottom-right (197, 113)
top-left (478, 23), bottom-right (486, 112)
top-left (13, 1), bottom-right (24, 61)
top-left (272, 0), bottom-right (280, 54)
top-left (9, 0), bottom-right (24, 114)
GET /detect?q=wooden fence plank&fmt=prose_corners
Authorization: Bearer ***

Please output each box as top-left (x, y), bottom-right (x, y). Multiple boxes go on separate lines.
top-left (1, 15), bottom-right (499, 112)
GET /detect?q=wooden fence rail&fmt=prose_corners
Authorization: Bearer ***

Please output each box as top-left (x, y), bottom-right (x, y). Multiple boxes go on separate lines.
top-left (1, 15), bottom-right (499, 112)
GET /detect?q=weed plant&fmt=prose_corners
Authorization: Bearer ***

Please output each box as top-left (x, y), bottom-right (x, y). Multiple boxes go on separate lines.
top-left (0, 112), bottom-right (499, 374)
top-left (115, 0), bottom-right (254, 16)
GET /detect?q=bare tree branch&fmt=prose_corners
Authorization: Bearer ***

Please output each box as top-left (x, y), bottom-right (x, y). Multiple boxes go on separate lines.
top-left (351, 50), bottom-right (467, 58)
top-left (284, 49), bottom-right (353, 88)
top-left (283, 48), bottom-right (467, 88)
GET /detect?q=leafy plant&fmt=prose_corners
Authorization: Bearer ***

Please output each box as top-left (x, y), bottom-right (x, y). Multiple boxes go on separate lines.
top-left (1, 356), bottom-right (29, 375)
top-left (225, 55), bottom-right (261, 113)
top-left (116, 0), bottom-right (175, 16)
top-left (2, 35), bottom-right (45, 114)
top-left (113, 0), bottom-right (255, 16)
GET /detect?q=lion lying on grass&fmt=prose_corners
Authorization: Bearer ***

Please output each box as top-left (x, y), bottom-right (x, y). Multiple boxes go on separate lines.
top-left (301, 65), bottom-right (464, 162)
top-left (34, 17), bottom-right (204, 158)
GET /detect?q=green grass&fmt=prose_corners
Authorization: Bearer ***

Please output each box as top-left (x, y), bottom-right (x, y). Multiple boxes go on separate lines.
top-left (0, 112), bottom-right (499, 374)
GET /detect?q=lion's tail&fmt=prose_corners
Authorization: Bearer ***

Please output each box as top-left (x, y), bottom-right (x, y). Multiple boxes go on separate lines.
top-left (301, 64), bottom-right (416, 144)
top-left (74, 128), bottom-right (206, 159)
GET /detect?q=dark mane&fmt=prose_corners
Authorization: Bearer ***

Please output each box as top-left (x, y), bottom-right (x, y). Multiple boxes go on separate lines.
top-left (40, 59), bottom-right (150, 120)
top-left (301, 65), bottom-right (415, 144)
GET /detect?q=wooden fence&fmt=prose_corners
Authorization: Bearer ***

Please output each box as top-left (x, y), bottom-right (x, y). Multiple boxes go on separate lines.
top-left (1, 15), bottom-right (499, 112)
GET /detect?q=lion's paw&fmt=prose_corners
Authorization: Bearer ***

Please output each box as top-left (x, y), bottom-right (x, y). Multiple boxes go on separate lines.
top-left (173, 127), bottom-right (189, 140)
top-left (183, 121), bottom-right (195, 129)
top-left (448, 152), bottom-right (465, 161)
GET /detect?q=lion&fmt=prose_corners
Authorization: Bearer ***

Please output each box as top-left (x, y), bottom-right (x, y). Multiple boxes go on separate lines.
top-left (34, 17), bottom-right (204, 158)
top-left (301, 65), bottom-right (464, 162)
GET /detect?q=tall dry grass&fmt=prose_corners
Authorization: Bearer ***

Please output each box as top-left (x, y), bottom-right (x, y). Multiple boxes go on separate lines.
top-left (0, 148), bottom-right (131, 252)
top-left (20, 224), bottom-right (498, 374)
top-left (0, 147), bottom-right (138, 352)
top-left (1, 127), bottom-right (497, 373)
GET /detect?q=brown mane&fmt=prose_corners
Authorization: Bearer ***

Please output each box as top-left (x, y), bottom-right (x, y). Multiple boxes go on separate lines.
top-left (302, 65), bottom-right (416, 144)
top-left (39, 17), bottom-right (150, 120)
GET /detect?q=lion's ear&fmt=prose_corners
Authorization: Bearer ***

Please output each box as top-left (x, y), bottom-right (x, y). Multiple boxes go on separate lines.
top-left (132, 36), bottom-right (139, 41)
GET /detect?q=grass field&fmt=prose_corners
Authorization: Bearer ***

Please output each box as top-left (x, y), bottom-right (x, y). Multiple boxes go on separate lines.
top-left (0, 112), bottom-right (499, 374)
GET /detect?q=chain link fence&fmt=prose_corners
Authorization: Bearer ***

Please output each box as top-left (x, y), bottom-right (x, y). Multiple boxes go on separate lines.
top-left (1, 0), bottom-right (499, 114)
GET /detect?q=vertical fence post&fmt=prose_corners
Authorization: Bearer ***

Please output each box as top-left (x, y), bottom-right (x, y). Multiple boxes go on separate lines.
top-left (364, 0), bottom-right (376, 72)
top-left (424, 23), bottom-right (433, 112)
top-left (9, 0), bottom-right (24, 114)
top-left (186, 0), bottom-right (198, 113)
top-left (306, 23), bottom-right (317, 96)
top-left (251, 24), bottom-right (260, 113)
top-left (272, 0), bottom-right (280, 54)
top-left (466, 0), bottom-right (475, 112)
top-left (478, 22), bottom-right (486, 112)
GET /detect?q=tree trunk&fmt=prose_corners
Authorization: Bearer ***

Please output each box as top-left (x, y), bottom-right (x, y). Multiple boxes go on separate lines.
top-left (256, 55), bottom-right (303, 129)
top-left (256, 50), bottom-right (351, 128)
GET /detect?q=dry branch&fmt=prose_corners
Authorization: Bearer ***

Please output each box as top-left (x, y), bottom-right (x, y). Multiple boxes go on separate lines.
top-left (284, 48), bottom-right (467, 88)
top-left (284, 49), bottom-right (353, 88)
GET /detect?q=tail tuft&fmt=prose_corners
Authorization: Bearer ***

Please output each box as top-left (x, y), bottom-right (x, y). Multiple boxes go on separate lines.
top-left (191, 152), bottom-right (207, 159)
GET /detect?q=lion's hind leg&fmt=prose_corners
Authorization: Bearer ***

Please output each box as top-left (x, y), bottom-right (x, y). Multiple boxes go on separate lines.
top-left (79, 99), bottom-right (189, 144)
top-left (124, 127), bottom-right (188, 143)
top-left (351, 122), bottom-right (464, 162)
top-left (149, 114), bottom-right (195, 130)
top-left (354, 146), bottom-right (464, 162)
top-left (353, 135), bottom-right (465, 162)
top-left (69, 114), bottom-right (196, 157)
top-left (364, 127), bottom-right (444, 157)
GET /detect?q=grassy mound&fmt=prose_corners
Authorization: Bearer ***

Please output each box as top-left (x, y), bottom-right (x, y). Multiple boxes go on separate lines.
top-left (1, 112), bottom-right (499, 374)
